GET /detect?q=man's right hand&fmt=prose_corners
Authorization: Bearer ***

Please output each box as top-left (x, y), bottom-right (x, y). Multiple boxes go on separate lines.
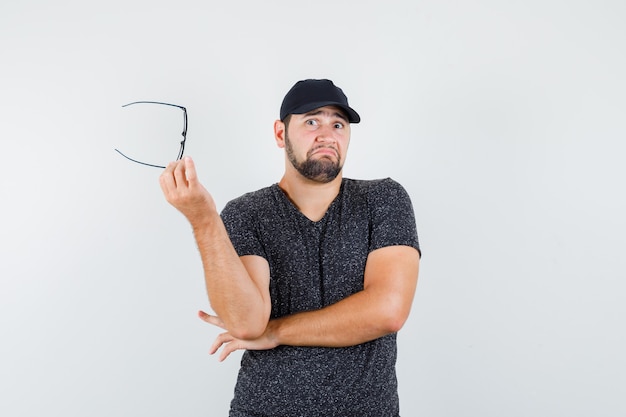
top-left (159, 156), bottom-right (217, 226)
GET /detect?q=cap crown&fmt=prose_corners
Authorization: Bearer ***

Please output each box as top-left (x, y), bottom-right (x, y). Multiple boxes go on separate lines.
top-left (280, 79), bottom-right (360, 123)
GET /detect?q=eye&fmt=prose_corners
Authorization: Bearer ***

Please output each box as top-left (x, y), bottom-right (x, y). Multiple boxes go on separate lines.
top-left (334, 122), bottom-right (344, 129)
top-left (305, 119), bottom-right (318, 126)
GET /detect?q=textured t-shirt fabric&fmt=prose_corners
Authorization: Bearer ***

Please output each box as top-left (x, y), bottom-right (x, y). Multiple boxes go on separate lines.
top-left (220, 177), bottom-right (420, 417)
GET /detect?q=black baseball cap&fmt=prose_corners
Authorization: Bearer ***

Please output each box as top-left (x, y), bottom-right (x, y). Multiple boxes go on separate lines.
top-left (280, 79), bottom-right (361, 123)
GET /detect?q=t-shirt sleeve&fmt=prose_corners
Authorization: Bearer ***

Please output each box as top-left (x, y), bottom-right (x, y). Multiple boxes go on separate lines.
top-left (220, 196), bottom-right (267, 259)
top-left (368, 178), bottom-right (421, 256)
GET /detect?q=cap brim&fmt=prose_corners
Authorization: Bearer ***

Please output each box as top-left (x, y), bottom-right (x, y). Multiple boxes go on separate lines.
top-left (288, 101), bottom-right (361, 124)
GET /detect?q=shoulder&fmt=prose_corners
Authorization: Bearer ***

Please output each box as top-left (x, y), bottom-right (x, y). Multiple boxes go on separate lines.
top-left (347, 178), bottom-right (420, 254)
top-left (343, 177), bottom-right (410, 201)
top-left (220, 185), bottom-right (281, 226)
top-left (222, 185), bottom-right (278, 212)
top-left (343, 178), bottom-right (416, 223)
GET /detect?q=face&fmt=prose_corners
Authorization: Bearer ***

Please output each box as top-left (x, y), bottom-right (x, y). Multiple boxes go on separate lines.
top-left (277, 106), bottom-right (351, 183)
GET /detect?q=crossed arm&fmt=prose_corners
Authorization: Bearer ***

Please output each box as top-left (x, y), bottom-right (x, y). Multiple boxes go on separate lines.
top-left (204, 245), bottom-right (419, 361)
top-left (160, 157), bottom-right (420, 361)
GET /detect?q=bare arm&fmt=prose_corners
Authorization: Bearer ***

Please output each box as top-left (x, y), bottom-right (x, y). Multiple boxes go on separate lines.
top-left (206, 245), bottom-right (420, 360)
top-left (160, 157), bottom-right (271, 339)
top-left (273, 245), bottom-right (420, 346)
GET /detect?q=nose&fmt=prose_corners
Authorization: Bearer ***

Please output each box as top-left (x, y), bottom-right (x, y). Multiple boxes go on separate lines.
top-left (315, 124), bottom-right (336, 143)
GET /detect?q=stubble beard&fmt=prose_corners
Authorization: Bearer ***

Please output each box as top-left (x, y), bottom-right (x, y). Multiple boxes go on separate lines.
top-left (285, 132), bottom-right (342, 184)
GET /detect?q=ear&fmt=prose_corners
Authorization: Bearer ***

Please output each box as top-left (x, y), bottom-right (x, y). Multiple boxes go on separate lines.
top-left (274, 120), bottom-right (286, 148)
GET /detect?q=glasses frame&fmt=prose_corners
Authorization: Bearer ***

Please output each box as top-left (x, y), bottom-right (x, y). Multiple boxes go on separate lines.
top-left (116, 101), bottom-right (188, 169)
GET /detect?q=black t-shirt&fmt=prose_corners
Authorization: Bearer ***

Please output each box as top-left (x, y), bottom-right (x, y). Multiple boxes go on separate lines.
top-left (221, 178), bottom-right (420, 417)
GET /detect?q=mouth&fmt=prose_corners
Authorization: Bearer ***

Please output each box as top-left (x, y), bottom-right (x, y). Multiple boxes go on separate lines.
top-left (310, 147), bottom-right (339, 159)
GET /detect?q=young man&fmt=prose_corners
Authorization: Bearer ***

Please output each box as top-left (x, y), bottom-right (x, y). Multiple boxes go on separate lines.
top-left (159, 79), bottom-right (421, 416)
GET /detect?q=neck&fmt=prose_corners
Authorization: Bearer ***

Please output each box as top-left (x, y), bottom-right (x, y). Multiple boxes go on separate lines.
top-left (278, 171), bottom-right (343, 222)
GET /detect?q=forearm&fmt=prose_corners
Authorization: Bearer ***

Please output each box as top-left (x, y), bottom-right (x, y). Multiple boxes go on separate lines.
top-left (269, 288), bottom-right (409, 348)
top-left (192, 211), bottom-right (269, 339)
top-left (269, 246), bottom-right (419, 347)
top-left (207, 248), bottom-right (419, 360)
top-left (160, 158), bottom-right (270, 339)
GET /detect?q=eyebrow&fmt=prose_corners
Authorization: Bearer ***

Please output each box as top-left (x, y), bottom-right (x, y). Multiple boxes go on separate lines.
top-left (303, 108), bottom-right (349, 122)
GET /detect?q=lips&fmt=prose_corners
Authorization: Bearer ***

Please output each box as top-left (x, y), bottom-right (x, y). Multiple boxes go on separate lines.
top-left (310, 146), bottom-right (338, 158)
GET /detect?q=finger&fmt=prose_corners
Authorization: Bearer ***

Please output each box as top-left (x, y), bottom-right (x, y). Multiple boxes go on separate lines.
top-left (197, 309), bottom-right (209, 320)
top-left (198, 310), bottom-right (226, 329)
top-left (219, 342), bottom-right (239, 362)
top-left (183, 156), bottom-right (198, 186)
top-left (159, 161), bottom-right (179, 196)
top-left (209, 332), bottom-right (234, 355)
top-left (173, 158), bottom-right (187, 189)
top-left (208, 335), bottom-right (223, 355)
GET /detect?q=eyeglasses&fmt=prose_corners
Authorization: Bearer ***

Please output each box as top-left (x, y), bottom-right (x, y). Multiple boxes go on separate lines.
top-left (116, 101), bottom-right (188, 169)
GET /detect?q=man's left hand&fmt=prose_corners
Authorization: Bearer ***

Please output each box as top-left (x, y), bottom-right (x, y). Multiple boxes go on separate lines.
top-left (198, 310), bottom-right (279, 361)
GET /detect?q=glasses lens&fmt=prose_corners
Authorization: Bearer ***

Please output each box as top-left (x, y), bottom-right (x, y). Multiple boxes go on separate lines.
top-left (120, 103), bottom-right (185, 168)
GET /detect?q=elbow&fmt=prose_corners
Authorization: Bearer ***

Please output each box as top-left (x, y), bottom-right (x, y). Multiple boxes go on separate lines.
top-left (383, 314), bottom-right (408, 334)
top-left (211, 296), bottom-right (271, 340)
top-left (228, 317), bottom-right (269, 340)
top-left (230, 327), bottom-right (263, 341)
top-left (379, 299), bottom-right (411, 334)
top-left (229, 326), bottom-right (265, 340)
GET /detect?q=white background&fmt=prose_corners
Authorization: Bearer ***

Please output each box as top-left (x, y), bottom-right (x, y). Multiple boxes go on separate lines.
top-left (1, 1), bottom-right (625, 416)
